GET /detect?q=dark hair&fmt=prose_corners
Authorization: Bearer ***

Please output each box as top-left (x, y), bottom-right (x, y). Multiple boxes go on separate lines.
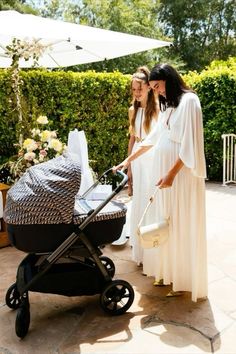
top-left (130, 66), bottom-right (157, 134)
top-left (149, 63), bottom-right (193, 111)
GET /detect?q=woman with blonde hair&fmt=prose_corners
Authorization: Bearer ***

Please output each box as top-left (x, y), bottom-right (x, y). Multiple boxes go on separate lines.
top-left (127, 66), bottom-right (159, 266)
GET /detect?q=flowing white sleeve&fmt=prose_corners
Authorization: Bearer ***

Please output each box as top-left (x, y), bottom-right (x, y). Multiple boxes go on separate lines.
top-left (179, 94), bottom-right (206, 178)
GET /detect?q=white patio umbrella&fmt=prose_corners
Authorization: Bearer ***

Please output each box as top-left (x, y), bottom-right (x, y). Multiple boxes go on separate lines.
top-left (0, 10), bottom-right (171, 68)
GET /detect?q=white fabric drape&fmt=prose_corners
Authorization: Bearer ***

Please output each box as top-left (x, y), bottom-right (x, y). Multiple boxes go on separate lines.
top-left (67, 129), bottom-right (94, 195)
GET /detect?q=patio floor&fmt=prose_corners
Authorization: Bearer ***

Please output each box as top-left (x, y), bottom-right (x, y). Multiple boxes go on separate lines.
top-left (0, 182), bottom-right (236, 354)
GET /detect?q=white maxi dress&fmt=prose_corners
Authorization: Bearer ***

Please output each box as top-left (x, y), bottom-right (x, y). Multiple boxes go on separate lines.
top-left (130, 107), bottom-right (157, 265)
top-left (141, 92), bottom-right (208, 302)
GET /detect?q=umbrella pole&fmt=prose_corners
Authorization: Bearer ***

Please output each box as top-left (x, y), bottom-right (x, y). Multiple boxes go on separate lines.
top-left (10, 58), bottom-right (23, 147)
top-left (6, 38), bottom-right (47, 147)
top-left (14, 67), bottom-right (23, 147)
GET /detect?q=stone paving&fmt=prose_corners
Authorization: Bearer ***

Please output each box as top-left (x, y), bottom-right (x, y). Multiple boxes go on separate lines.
top-left (0, 182), bottom-right (236, 354)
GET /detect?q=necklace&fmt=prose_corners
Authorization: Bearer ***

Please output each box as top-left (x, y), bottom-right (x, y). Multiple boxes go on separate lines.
top-left (166, 108), bottom-right (173, 129)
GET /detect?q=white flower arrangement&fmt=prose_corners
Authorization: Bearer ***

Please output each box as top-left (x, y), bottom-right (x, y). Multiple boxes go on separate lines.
top-left (6, 38), bottom-right (47, 64)
top-left (37, 115), bottom-right (49, 125)
top-left (7, 115), bottom-right (67, 182)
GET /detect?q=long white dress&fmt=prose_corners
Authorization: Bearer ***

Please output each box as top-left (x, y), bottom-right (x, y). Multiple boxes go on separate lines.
top-left (141, 92), bottom-right (208, 302)
top-left (130, 107), bottom-right (157, 264)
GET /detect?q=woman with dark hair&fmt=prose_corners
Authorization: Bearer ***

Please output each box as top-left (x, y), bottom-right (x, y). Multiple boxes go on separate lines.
top-left (127, 66), bottom-right (158, 265)
top-left (114, 64), bottom-right (207, 301)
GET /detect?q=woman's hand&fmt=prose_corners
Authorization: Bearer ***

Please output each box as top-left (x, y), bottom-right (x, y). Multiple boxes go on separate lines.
top-left (156, 172), bottom-right (175, 189)
top-left (113, 146), bottom-right (151, 174)
top-left (112, 158), bottom-right (130, 173)
top-left (156, 158), bottom-right (184, 188)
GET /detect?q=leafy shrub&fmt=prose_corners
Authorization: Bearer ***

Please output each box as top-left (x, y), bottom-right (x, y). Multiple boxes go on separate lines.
top-left (0, 61), bottom-right (235, 182)
top-left (184, 62), bottom-right (236, 181)
top-left (0, 70), bottom-right (131, 176)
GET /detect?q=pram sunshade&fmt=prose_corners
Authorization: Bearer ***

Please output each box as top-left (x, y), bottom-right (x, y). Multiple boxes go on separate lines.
top-left (4, 155), bottom-right (81, 225)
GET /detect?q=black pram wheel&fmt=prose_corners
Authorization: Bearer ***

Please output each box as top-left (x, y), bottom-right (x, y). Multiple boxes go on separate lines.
top-left (100, 256), bottom-right (115, 278)
top-left (5, 283), bottom-right (21, 310)
top-left (15, 294), bottom-right (30, 338)
top-left (100, 279), bottom-right (134, 315)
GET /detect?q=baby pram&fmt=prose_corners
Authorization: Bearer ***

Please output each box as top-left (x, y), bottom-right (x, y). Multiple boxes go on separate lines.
top-left (4, 155), bottom-right (134, 338)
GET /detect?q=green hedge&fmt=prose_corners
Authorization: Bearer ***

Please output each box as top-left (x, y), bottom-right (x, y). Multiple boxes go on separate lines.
top-left (184, 61), bottom-right (236, 181)
top-left (0, 71), bottom-right (18, 161)
top-left (0, 70), bottom-right (131, 175)
top-left (0, 62), bottom-right (235, 181)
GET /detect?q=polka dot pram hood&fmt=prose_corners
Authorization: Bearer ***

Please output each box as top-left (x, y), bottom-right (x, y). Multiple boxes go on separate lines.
top-left (4, 155), bottom-right (81, 225)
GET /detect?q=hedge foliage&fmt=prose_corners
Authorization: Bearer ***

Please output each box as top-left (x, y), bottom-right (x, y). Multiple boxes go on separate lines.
top-left (0, 70), bottom-right (132, 175)
top-left (184, 59), bottom-right (236, 181)
top-left (0, 60), bottom-right (235, 181)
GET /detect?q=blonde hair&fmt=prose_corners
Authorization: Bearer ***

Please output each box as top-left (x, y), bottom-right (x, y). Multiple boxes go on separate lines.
top-left (129, 66), bottom-right (157, 135)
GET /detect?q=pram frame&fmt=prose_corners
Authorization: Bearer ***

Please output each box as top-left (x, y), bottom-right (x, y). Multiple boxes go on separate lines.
top-left (18, 168), bottom-right (128, 295)
top-left (6, 168), bottom-right (135, 339)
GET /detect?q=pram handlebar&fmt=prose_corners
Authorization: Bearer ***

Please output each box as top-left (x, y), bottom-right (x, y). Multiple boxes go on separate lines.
top-left (80, 168), bottom-right (128, 199)
top-left (78, 168), bottom-right (128, 230)
top-left (113, 168), bottom-right (128, 193)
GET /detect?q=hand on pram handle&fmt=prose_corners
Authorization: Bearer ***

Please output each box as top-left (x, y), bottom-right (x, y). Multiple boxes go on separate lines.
top-left (82, 168), bottom-right (128, 200)
top-left (112, 168), bottom-right (128, 193)
top-left (112, 159), bottom-right (130, 174)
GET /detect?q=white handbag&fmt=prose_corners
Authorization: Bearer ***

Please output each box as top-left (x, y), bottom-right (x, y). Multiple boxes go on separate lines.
top-left (137, 188), bottom-right (169, 249)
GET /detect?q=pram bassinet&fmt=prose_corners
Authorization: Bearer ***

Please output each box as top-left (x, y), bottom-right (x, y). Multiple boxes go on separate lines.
top-left (5, 155), bottom-right (127, 252)
top-left (4, 156), bottom-right (134, 338)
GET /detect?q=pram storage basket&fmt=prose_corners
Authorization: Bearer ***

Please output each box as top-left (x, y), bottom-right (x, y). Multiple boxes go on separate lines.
top-left (16, 253), bottom-right (109, 296)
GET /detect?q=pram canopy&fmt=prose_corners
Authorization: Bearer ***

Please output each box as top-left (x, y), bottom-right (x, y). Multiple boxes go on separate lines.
top-left (4, 155), bottom-right (81, 225)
